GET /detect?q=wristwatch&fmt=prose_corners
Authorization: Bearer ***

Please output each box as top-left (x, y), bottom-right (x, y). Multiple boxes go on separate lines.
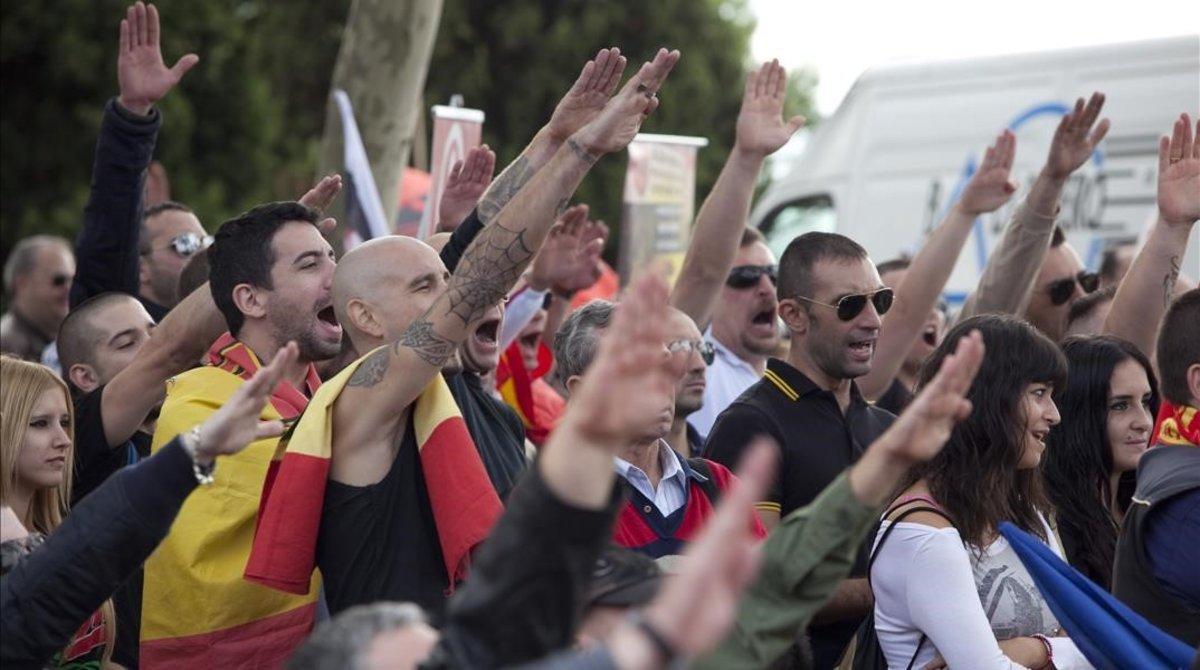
top-left (180, 425), bottom-right (217, 485)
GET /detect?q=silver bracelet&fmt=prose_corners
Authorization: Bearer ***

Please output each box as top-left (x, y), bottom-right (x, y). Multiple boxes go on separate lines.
top-left (182, 426), bottom-right (217, 485)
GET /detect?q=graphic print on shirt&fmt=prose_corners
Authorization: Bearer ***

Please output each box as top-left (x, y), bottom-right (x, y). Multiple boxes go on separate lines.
top-left (974, 562), bottom-right (1056, 639)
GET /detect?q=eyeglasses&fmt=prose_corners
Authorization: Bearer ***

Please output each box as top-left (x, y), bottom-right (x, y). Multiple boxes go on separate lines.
top-left (50, 273), bottom-right (71, 288)
top-left (146, 233), bottom-right (213, 258)
top-left (726, 264), bottom-right (777, 289)
top-left (795, 287), bottom-right (895, 321)
top-left (1046, 271), bottom-right (1099, 306)
top-left (667, 338), bottom-right (716, 365)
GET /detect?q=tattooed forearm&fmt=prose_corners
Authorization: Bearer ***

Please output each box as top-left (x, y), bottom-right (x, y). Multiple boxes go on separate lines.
top-left (477, 156), bottom-right (535, 224)
top-left (444, 221), bottom-right (535, 325)
top-left (1163, 255), bottom-right (1181, 308)
top-left (346, 347), bottom-right (390, 388)
top-left (566, 138), bottom-right (600, 166)
top-left (398, 317), bottom-right (456, 368)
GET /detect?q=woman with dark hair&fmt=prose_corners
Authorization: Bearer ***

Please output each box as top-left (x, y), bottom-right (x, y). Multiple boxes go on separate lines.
top-left (869, 315), bottom-right (1090, 669)
top-left (1043, 336), bottom-right (1157, 590)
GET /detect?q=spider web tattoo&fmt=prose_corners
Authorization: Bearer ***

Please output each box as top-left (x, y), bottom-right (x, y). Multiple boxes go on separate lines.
top-left (444, 222), bottom-right (534, 325)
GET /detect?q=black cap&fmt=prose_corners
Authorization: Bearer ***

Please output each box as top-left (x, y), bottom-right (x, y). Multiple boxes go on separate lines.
top-left (586, 546), bottom-right (663, 608)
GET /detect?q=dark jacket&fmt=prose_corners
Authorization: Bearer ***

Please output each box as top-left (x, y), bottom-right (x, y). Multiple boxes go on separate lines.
top-left (0, 439), bottom-right (197, 668)
top-left (69, 98), bottom-right (165, 321)
top-left (423, 462), bottom-right (622, 669)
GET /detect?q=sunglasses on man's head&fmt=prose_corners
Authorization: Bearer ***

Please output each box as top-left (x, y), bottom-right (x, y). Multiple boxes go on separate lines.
top-left (1047, 271), bottom-right (1099, 306)
top-left (667, 338), bottom-right (716, 365)
top-left (796, 287), bottom-right (895, 321)
top-left (726, 264), bottom-right (777, 289)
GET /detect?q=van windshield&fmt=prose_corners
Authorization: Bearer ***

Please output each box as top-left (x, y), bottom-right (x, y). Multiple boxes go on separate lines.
top-left (760, 195), bottom-right (836, 259)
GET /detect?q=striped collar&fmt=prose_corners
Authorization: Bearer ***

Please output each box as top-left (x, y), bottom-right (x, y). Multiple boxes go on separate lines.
top-left (762, 357), bottom-right (865, 406)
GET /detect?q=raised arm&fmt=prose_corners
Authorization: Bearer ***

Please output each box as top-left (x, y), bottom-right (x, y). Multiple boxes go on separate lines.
top-left (860, 130), bottom-right (1015, 399)
top-left (333, 49), bottom-right (680, 438)
top-left (958, 93), bottom-right (1109, 320)
top-left (71, 1), bottom-right (197, 307)
top-left (671, 59), bottom-right (804, 328)
top-left (437, 146), bottom-right (496, 232)
top-left (1103, 113), bottom-right (1199, 358)
top-left (476, 48), bottom-right (628, 225)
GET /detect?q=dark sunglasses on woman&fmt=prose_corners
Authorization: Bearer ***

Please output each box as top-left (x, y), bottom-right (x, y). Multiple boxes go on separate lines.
top-left (726, 264), bottom-right (777, 289)
top-left (1046, 270), bottom-right (1099, 306)
top-left (795, 287), bottom-right (895, 321)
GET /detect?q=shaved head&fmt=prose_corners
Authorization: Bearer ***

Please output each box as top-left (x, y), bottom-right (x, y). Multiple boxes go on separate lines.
top-left (58, 292), bottom-right (155, 391)
top-left (332, 236), bottom-right (449, 352)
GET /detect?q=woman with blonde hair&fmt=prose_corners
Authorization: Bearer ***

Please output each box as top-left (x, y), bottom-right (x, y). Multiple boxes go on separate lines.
top-left (1, 355), bottom-right (115, 668)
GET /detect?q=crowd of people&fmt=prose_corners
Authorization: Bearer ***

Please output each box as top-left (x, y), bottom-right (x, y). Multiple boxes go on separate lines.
top-left (1, 3), bottom-right (1198, 669)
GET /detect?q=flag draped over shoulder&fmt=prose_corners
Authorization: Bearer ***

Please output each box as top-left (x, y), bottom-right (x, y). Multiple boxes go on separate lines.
top-left (1153, 401), bottom-right (1200, 447)
top-left (245, 345), bottom-right (503, 595)
top-left (140, 334), bottom-right (321, 668)
top-left (997, 522), bottom-right (1194, 670)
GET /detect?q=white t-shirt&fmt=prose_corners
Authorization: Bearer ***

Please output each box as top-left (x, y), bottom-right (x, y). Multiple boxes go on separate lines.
top-left (871, 512), bottom-right (1093, 669)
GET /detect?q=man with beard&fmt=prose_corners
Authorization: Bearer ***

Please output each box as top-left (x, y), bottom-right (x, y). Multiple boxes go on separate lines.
top-left (705, 231), bottom-right (896, 668)
top-left (663, 307), bottom-right (713, 458)
top-left (140, 201), bottom-right (343, 667)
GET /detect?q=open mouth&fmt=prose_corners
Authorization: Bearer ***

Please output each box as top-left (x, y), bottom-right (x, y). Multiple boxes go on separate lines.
top-left (922, 326), bottom-right (937, 347)
top-left (520, 332), bottom-right (540, 351)
top-left (316, 305), bottom-right (342, 338)
top-left (752, 309), bottom-right (775, 325)
top-left (1031, 429), bottom-right (1048, 445)
top-left (474, 318), bottom-right (500, 348)
top-left (848, 338), bottom-right (875, 360)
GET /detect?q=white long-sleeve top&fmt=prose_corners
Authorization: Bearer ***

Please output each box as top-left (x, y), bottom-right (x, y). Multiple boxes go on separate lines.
top-left (870, 513), bottom-right (1093, 669)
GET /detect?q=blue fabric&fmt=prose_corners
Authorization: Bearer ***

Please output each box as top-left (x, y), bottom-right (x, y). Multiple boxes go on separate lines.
top-left (998, 521), bottom-right (1194, 669)
top-left (1143, 488), bottom-right (1200, 610)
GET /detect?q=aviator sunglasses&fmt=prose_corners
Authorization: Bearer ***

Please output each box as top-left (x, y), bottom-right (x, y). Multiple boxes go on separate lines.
top-left (1046, 270), bottom-right (1099, 306)
top-left (667, 339), bottom-right (716, 366)
top-left (725, 264), bottom-right (777, 289)
top-left (795, 287), bottom-right (895, 321)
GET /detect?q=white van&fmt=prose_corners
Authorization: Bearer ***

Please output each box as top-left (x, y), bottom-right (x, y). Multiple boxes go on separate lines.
top-left (751, 36), bottom-right (1200, 304)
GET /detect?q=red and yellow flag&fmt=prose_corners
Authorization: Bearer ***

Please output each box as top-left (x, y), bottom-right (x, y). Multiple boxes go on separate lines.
top-left (1154, 401), bottom-right (1200, 447)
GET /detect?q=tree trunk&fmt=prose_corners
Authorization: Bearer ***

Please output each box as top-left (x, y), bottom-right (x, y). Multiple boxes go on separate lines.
top-left (317, 0), bottom-right (443, 245)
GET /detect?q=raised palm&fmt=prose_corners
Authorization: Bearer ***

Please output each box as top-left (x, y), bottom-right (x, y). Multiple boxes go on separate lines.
top-left (545, 48), bottom-right (628, 142)
top-left (1044, 92), bottom-right (1109, 179)
top-left (117, 2), bottom-right (198, 115)
top-left (1157, 113), bottom-right (1200, 226)
top-left (574, 49), bottom-right (681, 156)
top-left (438, 146), bottom-right (496, 230)
top-left (735, 59), bottom-right (805, 157)
top-left (530, 204), bottom-right (606, 293)
top-left (959, 130), bottom-right (1018, 215)
top-left (197, 343), bottom-right (297, 459)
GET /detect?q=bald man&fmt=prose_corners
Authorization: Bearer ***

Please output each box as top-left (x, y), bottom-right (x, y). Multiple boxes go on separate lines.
top-left (662, 308), bottom-right (713, 458)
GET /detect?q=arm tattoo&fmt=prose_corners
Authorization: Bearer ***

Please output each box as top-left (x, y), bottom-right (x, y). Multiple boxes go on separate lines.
top-left (444, 222), bottom-right (535, 325)
top-left (346, 347), bottom-right (390, 388)
top-left (477, 156), bottom-right (534, 224)
top-left (1164, 255), bottom-right (1181, 308)
top-left (398, 316), bottom-right (456, 368)
top-left (566, 138), bottom-right (600, 166)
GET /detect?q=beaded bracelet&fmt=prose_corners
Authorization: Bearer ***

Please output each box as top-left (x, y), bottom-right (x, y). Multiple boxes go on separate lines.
top-left (1030, 633), bottom-right (1054, 670)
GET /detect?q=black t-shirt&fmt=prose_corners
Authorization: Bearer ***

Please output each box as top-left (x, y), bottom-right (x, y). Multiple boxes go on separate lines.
top-left (71, 385), bottom-right (152, 506)
top-left (875, 377), bottom-right (914, 416)
top-left (446, 370), bottom-right (527, 500)
top-left (703, 357), bottom-right (895, 668)
top-left (317, 416), bottom-right (451, 620)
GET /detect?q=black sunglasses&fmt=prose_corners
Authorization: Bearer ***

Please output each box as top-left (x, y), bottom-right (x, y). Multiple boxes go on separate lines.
top-left (726, 264), bottom-right (777, 289)
top-left (796, 287), bottom-right (895, 321)
top-left (1047, 271), bottom-right (1099, 306)
top-left (667, 338), bottom-right (716, 366)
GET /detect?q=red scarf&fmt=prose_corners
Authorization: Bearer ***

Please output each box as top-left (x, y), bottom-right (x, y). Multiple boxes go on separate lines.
top-left (1153, 401), bottom-right (1200, 447)
top-left (206, 333), bottom-right (320, 418)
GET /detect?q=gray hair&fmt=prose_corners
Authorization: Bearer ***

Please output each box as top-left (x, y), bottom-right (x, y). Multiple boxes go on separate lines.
top-left (552, 299), bottom-right (615, 385)
top-left (3, 235), bottom-right (71, 297)
top-left (287, 602), bottom-right (428, 670)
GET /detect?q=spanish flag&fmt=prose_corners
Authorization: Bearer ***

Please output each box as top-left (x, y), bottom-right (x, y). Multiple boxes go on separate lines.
top-left (1153, 401), bottom-right (1200, 447)
top-left (245, 345), bottom-right (503, 597)
top-left (140, 335), bottom-right (321, 668)
top-left (495, 340), bottom-right (562, 444)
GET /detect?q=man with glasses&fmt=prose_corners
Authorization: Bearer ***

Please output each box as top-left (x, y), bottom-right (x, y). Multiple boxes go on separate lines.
top-left (1024, 226), bottom-right (1100, 341)
top-left (663, 307), bottom-right (716, 457)
top-left (705, 231), bottom-right (897, 668)
top-left (136, 201), bottom-right (211, 318)
top-left (1, 236), bottom-right (75, 361)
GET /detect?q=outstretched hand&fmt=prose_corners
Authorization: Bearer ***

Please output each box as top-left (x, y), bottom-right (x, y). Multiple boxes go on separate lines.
top-left (1044, 92), bottom-right (1109, 180)
top-left (564, 267), bottom-right (684, 445)
top-left (735, 59), bottom-right (805, 158)
top-left (572, 48), bottom-right (681, 157)
top-left (193, 342), bottom-right (299, 463)
top-left (438, 145), bottom-right (497, 231)
top-left (298, 174), bottom-right (343, 235)
top-left (528, 204), bottom-right (607, 295)
top-left (1157, 112), bottom-right (1200, 227)
top-left (959, 130), bottom-right (1018, 215)
top-left (117, 2), bottom-right (198, 116)
top-left (545, 48), bottom-right (629, 142)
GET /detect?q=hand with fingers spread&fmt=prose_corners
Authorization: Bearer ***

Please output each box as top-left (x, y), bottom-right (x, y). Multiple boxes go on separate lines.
top-left (735, 59), bottom-right (806, 158)
top-left (1157, 112), bottom-right (1200, 227)
top-left (117, 1), bottom-right (199, 116)
top-left (438, 145), bottom-right (497, 231)
top-left (959, 130), bottom-right (1018, 215)
top-left (298, 174), bottom-right (343, 234)
top-left (1043, 92), bottom-right (1110, 180)
top-left (527, 204), bottom-right (607, 295)
top-left (546, 48), bottom-right (629, 142)
top-left (572, 48), bottom-right (682, 157)
top-left (191, 342), bottom-right (299, 465)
